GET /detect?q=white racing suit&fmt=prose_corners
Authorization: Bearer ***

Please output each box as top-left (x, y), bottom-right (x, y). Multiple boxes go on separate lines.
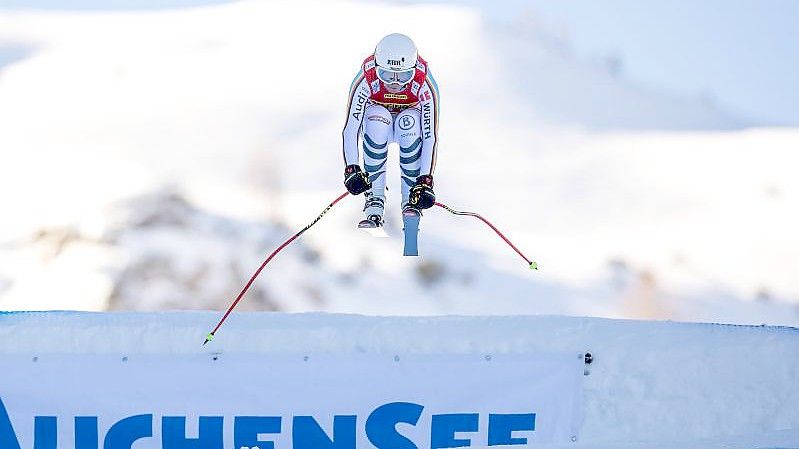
top-left (342, 54), bottom-right (440, 217)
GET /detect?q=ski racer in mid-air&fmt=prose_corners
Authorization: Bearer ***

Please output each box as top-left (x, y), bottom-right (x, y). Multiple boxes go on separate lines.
top-left (342, 33), bottom-right (440, 231)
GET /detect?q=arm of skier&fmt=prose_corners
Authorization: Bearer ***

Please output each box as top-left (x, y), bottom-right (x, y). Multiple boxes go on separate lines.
top-left (341, 70), bottom-right (372, 195)
top-left (408, 70), bottom-right (440, 209)
top-left (418, 70), bottom-right (440, 177)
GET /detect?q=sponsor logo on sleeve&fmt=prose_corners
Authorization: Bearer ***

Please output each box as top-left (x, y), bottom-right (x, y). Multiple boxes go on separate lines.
top-left (370, 80), bottom-right (381, 94)
top-left (411, 81), bottom-right (420, 96)
top-left (365, 60), bottom-right (375, 71)
top-left (422, 103), bottom-right (432, 139)
top-left (351, 90), bottom-right (369, 120)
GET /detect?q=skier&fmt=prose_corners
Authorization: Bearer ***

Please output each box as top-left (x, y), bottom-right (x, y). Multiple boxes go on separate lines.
top-left (342, 33), bottom-right (440, 231)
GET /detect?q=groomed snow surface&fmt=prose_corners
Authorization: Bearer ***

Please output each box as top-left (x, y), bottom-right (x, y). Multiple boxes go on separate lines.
top-left (1, 311), bottom-right (798, 448)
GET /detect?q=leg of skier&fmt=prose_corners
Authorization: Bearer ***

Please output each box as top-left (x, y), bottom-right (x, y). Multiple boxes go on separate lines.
top-left (360, 104), bottom-right (392, 229)
top-left (396, 107), bottom-right (423, 255)
top-left (396, 107), bottom-right (423, 216)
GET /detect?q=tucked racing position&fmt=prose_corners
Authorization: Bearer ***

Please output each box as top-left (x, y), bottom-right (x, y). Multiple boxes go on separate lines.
top-left (342, 33), bottom-right (440, 232)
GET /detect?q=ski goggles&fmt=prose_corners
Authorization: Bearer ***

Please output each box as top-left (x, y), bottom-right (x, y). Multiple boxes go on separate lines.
top-left (376, 67), bottom-right (415, 86)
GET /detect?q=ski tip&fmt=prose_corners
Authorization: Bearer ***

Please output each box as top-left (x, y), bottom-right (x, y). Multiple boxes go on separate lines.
top-left (203, 332), bottom-right (215, 345)
top-left (529, 261), bottom-right (538, 270)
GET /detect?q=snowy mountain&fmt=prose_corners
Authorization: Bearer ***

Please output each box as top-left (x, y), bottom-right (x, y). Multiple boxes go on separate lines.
top-left (0, 0), bottom-right (798, 324)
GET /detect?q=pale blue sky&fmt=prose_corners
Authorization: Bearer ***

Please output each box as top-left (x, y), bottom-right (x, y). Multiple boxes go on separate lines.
top-left (526, 0), bottom-right (799, 125)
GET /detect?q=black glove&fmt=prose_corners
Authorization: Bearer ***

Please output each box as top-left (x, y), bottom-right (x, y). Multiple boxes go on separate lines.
top-left (409, 175), bottom-right (435, 209)
top-left (344, 164), bottom-right (371, 195)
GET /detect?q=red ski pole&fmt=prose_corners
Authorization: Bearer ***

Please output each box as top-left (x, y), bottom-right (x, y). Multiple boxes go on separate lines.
top-left (203, 191), bottom-right (350, 345)
top-left (434, 201), bottom-right (538, 270)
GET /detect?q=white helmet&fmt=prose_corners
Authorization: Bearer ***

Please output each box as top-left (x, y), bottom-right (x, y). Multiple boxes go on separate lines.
top-left (374, 33), bottom-right (418, 87)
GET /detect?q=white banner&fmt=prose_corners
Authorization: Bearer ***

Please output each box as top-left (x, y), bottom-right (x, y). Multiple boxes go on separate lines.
top-left (0, 352), bottom-right (583, 448)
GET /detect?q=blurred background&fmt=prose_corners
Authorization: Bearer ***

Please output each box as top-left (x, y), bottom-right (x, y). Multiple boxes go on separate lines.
top-left (1, 0), bottom-right (797, 324)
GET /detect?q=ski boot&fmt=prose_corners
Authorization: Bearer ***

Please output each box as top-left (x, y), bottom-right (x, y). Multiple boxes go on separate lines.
top-left (402, 203), bottom-right (421, 218)
top-left (358, 194), bottom-right (387, 237)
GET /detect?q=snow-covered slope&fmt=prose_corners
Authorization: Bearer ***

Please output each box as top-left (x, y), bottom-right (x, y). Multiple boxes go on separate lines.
top-left (0, 1), bottom-right (797, 324)
top-left (1, 311), bottom-right (798, 448)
